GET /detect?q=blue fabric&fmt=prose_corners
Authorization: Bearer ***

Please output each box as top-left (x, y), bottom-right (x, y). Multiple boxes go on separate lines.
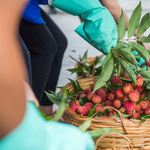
top-left (22, 0), bottom-right (48, 24)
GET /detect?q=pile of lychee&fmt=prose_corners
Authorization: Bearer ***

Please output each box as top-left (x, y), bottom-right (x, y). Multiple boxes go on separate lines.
top-left (69, 74), bottom-right (150, 119)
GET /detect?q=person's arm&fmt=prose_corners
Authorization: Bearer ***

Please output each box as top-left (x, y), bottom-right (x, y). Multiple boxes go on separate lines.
top-left (100, 0), bottom-right (150, 50)
top-left (0, 0), bottom-right (28, 139)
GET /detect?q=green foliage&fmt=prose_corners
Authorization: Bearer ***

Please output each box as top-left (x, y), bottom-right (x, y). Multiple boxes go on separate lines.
top-left (79, 97), bottom-right (87, 106)
top-left (107, 84), bottom-right (122, 89)
top-left (78, 118), bottom-right (92, 131)
top-left (137, 34), bottom-right (150, 43)
top-left (110, 114), bottom-right (131, 119)
top-left (87, 105), bottom-right (97, 117)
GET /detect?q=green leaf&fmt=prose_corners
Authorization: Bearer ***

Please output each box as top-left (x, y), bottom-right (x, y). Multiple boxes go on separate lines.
top-left (88, 128), bottom-right (122, 140)
top-left (117, 62), bottom-right (122, 76)
top-left (115, 41), bottom-right (128, 49)
top-left (87, 105), bottom-right (97, 117)
top-left (120, 77), bottom-right (132, 82)
top-left (137, 68), bottom-right (150, 79)
top-left (81, 49), bottom-right (88, 63)
top-left (71, 50), bottom-right (82, 61)
top-left (129, 42), bottom-right (149, 62)
top-left (75, 77), bottom-right (83, 92)
top-left (143, 77), bottom-right (150, 81)
top-left (97, 112), bottom-right (102, 117)
top-left (102, 52), bottom-right (112, 69)
top-left (128, 2), bottom-right (142, 38)
top-left (104, 109), bottom-right (110, 116)
top-left (137, 34), bottom-right (150, 43)
top-left (116, 57), bottom-right (136, 83)
top-left (78, 118), bottom-right (92, 131)
top-left (136, 99), bottom-right (141, 105)
top-left (38, 108), bottom-right (53, 120)
top-left (110, 114), bottom-right (131, 119)
top-left (137, 13), bottom-right (150, 37)
top-left (94, 57), bottom-right (114, 92)
top-left (141, 115), bottom-right (150, 120)
top-left (107, 84), bottom-right (122, 89)
top-left (79, 97), bottom-right (87, 106)
top-left (45, 91), bottom-right (69, 107)
top-left (117, 9), bottom-right (126, 39)
top-left (67, 67), bottom-right (85, 73)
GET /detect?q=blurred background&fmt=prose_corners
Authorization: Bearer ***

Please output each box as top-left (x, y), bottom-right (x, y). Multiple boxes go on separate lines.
top-left (40, 0), bottom-right (150, 110)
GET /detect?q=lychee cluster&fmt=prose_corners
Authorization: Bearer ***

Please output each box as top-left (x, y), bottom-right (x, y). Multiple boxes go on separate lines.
top-left (69, 74), bottom-right (150, 119)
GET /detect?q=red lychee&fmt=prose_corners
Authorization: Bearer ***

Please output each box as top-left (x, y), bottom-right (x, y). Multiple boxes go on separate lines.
top-left (107, 93), bottom-right (115, 101)
top-left (134, 104), bottom-right (141, 112)
top-left (96, 88), bottom-right (106, 98)
top-left (116, 88), bottom-right (125, 98)
top-left (140, 101), bottom-right (148, 110)
top-left (126, 111), bottom-right (133, 115)
top-left (124, 100), bottom-right (135, 112)
top-left (145, 108), bottom-right (150, 115)
top-left (145, 100), bottom-right (150, 107)
top-left (110, 89), bottom-right (117, 94)
top-left (77, 106), bottom-right (88, 116)
top-left (104, 100), bottom-right (112, 106)
top-left (102, 97), bottom-right (107, 102)
top-left (79, 93), bottom-right (86, 98)
top-left (122, 71), bottom-right (130, 79)
top-left (108, 111), bottom-right (114, 117)
top-left (131, 112), bottom-right (139, 119)
top-left (136, 75), bottom-right (144, 87)
top-left (91, 83), bottom-right (96, 91)
top-left (86, 91), bottom-right (95, 101)
top-left (123, 84), bottom-right (132, 94)
top-left (128, 91), bottom-right (139, 102)
top-left (70, 104), bottom-right (80, 112)
top-left (111, 76), bottom-right (122, 85)
top-left (95, 106), bottom-right (103, 112)
top-left (71, 100), bottom-right (80, 106)
top-left (91, 95), bottom-right (102, 104)
top-left (138, 109), bottom-right (144, 116)
top-left (84, 102), bottom-right (93, 111)
top-left (115, 95), bottom-right (123, 101)
top-left (113, 100), bottom-right (121, 109)
top-left (136, 86), bottom-right (143, 93)
top-left (83, 89), bottom-right (91, 93)
top-left (140, 91), bottom-right (147, 99)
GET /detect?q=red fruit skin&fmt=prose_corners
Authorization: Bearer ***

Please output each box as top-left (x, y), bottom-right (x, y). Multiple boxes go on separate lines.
top-left (124, 100), bottom-right (135, 112)
top-left (70, 104), bottom-right (80, 112)
top-left (145, 108), bottom-right (150, 115)
top-left (116, 88), bottom-right (124, 98)
top-left (96, 88), bottom-right (106, 98)
top-left (113, 100), bottom-right (121, 109)
top-left (138, 110), bottom-right (144, 116)
top-left (140, 91), bottom-right (147, 99)
top-left (145, 100), bottom-right (150, 107)
top-left (108, 112), bottom-right (114, 117)
top-left (77, 106), bottom-right (88, 116)
top-left (145, 58), bottom-right (150, 67)
top-left (126, 111), bottom-right (132, 115)
top-left (102, 97), bottom-right (107, 102)
top-left (128, 91), bottom-right (139, 102)
top-left (107, 93), bottom-right (115, 101)
top-left (84, 102), bottom-right (93, 111)
top-left (79, 93), bottom-right (86, 98)
top-left (110, 89), bottom-right (117, 94)
top-left (83, 89), bottom-right (91, 93)
top-left (135, 104), bottom-right (141, 112)
top-left (122, 71), bottom-right (130, 79)
top-left (140, 101), bottom-right (148, 110)
top-left (104, 100), bottom-right (112, 106)
top-left (136, 75), bottom-right (144, 87)
top-left (95, 106), bottom-right (103, 112)
top-left (123, 84), bottom-right (132, 94)
top-left (111, 76), bottom-right (122, 85)
top-left (68, 101), bottom-right (71, 106)
top-left (91, 83), bottom-right (96, 91)
top-left (86, 91), bottom-right (95, 101)
top-left (92, 95), bottom-right (102, 104)
top-left (116, 95), bottom-right (123, 101)
top-left (136, 86), bottom-right (143, 93)
top-left (132, 112), bottom-right (140, 119)
top-left (71, 100), bottom-right (80, 106)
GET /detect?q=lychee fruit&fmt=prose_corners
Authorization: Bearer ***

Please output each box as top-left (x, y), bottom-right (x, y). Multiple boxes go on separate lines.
top-left (111, 76), bottom-right (122, 85)
top-left (124, 100), bottom-right (135, 112)
top-left (70, 104), bottom-right (80, 112)
top-left (122, 71), bottom-right (130, 79)
top-left (123, 84), bottom-right (132, 94)
top-left (140, 91), bottom-right (147, 99)
top-left (91, 83), bottom-right (96, 91)
top-left (110, 89), bottom-right (117, 94)
top-left (145, 100), bottom-right (150, 107)
top-left (116, 88), bottom-right (125, 98)
top-left (96, 88), bottom-right (106, 98)
top-left (102, 97), bottom-right (107, 102)
top-left (77, 106), bottom-right (88, 116)
top-left (86, 91), bottom-right (96, 101)
top-left (131, 112), bottom-right (140, 119)
top-left (113, 100), bottom-right (121, 109)
top-left (145, 107), bottom-right (150, 115)
top-left (91, 95), bottom-right (102, 104)
top-left (107, 93), bottom-right (115, 101)
top-left (134, 104), bottom-right (141, 112)
top-left (126, 111), bottom-right (133, 115)
top-left (108, 111), bottom-right (114, 117)
top-left (128, 91), bottom-right (139, 102)
top-left (71, 100), bottom-right (80, 106)
top-left (104, 100), bottom-right (112, 106)
top-left (136, 75), bottom-right (144, 87)
top-left (95, 105), bottom-right (103, 112)
top-left (79, 93), bottom-right (86, 98)
top-left (136, 86), bottom-right (143, 93)
top-left (140, 101), bottom-right (148, 110)
top-left (138, 109), bottom-right (144, 116)
top-left (83, 89), bottom-right (91, 93)
top-left (84, 102), bottom-right (93, 111)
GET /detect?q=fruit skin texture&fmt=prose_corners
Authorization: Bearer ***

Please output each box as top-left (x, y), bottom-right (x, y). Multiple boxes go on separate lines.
top-left (111, 76), bottom-right (122, 85)
top-left (123, 84), bottom-right (132, 94)
top-left (136, 75), bottom-right (144, 87)
top-left (95, 106), bottom-right (103, 112)
top-left (71, 100), bottom-right (80, 106)
top-left (138, 110), bottom-right (144, 116)
top-left (70, 105), bottom-right (80, 112)
top-left (107, 93), bottom-right (115, 101)
top-left (140, 101), bottom-right (148, 110)
top-left (122, 71), bottom-right (130, 79)
top-left (104, 100), bottom-right (112, 106)
top-left (113, 100), bottom-right (121, 109)
top-left (131, 112), bottom-right (139, 119)
top-left (92, 95), bottom-right (102, 104)
top-left (91, 83), bottom-right (96, 91)
top-left (86, 91), bottom-right (95, 101)
top-left (84, 102), bottom-right (93, 111)
top-left (134, 104), bottom-right (141, 112)
top-left (77, 106), bottom-right (88, 116)
top-left (102, 97), bottom-right (107, 102)
top-left (136, 86), bottom-right (143, 93)
top-left (83, 89), bottom-right (91, 93)
top-left (128, 91), bottom-right (139, 102)
top-left (110, 89), bottom-right (117, 94)
top-left (124, 100), bottom-right (135, 112)
top-left (140, 91), bottom-right (147, 99)
top-left (96, 88), bottom-right (106, 98)
top-left (145, 108), bottom-right (150, 115)
top-left (79, 93), bottom-right (86, 98)
top-left (146, 100), bottom-right (150, 107)
top-left (116, 88), bottom-right (124, 98)
top-left (108, 111), bottom-right (114, 117)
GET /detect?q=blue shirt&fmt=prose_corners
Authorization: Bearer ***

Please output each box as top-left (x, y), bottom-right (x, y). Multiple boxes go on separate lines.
top-left (22, 0), bottom-right (48, 24)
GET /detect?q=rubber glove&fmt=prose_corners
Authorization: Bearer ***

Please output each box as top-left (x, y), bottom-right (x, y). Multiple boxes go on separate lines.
top-left (49, 0), bottom-right (118, 55)
top-left (0, 102), bottom-right (94, 150)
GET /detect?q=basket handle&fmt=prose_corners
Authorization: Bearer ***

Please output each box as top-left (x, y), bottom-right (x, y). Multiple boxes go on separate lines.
top-left (92, 106), bottom-right (128, 134)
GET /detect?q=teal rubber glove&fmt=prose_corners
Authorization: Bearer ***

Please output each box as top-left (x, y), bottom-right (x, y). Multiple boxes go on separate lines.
top-left (50, 0), bottom-right (118, 54)
top-left (0, 102), bottom-right (94, 150)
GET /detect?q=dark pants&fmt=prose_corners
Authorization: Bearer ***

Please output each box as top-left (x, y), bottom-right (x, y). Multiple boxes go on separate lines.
top-left (19, 9), bottom-right (67, 106)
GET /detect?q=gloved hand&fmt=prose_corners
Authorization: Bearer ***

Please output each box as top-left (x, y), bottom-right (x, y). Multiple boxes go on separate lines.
top-left (49, 0), bottom-right (118, 54)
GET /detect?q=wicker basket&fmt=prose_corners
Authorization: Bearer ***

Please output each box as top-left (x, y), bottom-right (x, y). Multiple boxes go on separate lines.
top-left (75, 55), bottom-right (103, 78)
top-left (61, 76), bottom-right (150, 150)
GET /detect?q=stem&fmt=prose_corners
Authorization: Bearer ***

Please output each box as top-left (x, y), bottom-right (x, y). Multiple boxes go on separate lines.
top-left (69, 55), bottom-right (83, 66)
